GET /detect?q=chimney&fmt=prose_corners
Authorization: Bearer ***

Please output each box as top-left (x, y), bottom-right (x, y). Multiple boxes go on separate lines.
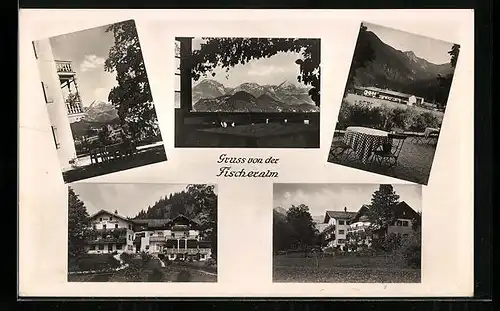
top-left (344, 207), bottom-right (347, 213)
top-left (114, 210), bottom-right (118, 215)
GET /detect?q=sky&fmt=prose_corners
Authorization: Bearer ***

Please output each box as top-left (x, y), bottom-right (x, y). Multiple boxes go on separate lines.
top-left (190, 37), bottom-right (310, 88)
top-left (364, 22), bottom-right (455, 65)
top-left (70, 183), bottom-right (218, 218)
top-left (273, 183), bottom-right (422, 219)
top-left (49, 24), bottom-right (119, 107)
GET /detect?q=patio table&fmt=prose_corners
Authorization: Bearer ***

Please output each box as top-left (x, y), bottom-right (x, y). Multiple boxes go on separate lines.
top-left (343, 126), bottom-right (390, 164)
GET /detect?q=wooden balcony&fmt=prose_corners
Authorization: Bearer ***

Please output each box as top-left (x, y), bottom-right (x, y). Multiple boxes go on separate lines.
top-left (56, 60), bottom-right (75, 74)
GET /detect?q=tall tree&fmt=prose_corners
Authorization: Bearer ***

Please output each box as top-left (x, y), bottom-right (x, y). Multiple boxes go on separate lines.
top-left (191, 38), bottom-right (321, 106)
top-left (344, 23), bottom-right (376, 94)
top-left (68, 187), bottom-right (90, 258)
top-left (366, 184), bottom-right (400, 230)
top-left (104, 20), bottom-right (160, 143)
top-left (436, 44), bottom-right (460, 108)
top-left (285, 204), bottom-right (318, 251)
top-left (186, 184), bottom-right (218, 259)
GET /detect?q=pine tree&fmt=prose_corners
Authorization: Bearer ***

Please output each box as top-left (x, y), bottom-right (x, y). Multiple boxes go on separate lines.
top-left (68, 187), bottom-right (90, 258)
top-left (367, 184), bottom-right (400, 230)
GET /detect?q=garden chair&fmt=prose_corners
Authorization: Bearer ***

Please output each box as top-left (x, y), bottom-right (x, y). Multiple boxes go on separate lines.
top-left (329, 135), bottom-right (352, 162)
top-left (371, 133), bottom-right (407, 168)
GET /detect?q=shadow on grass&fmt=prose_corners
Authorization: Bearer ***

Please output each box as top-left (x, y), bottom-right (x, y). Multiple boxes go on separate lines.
top-left (63, 146), bottom-right (167, 183)
top-left (327, 139), bottom-right (436, 185)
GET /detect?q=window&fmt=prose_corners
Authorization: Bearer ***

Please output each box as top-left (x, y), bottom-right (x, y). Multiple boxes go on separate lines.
top-left (402, 220), bottom-right (409, 227)
top-left (129, 225), bottom-right (132, 230)
top-left (145, 245), bottom-right (149, 250)
top-left (150, 232), bottom-right (154, 236)
top-left (128, 235), bottom-right (131, 240)
top-left (110, 217), bottom-right (113, 221)
top-left (115, 224), bottom-right (118, 229)
top-left (337, 239), bottom-right (345, 244)
top-left (116, 244), bottom-right (123, 250)
top-left (103, 224), bottom-right (106, 230)
top-left (338, 220), bottom-right (344, 225)
top-left (338, 230), bottom-right (345, 234)
top-left (99, 245), bottom-right (104, 250)
top-left (200, 254), bottom-right (205, 259)
top-left (50, 126), bottom-right (60, 149)
top-left (158, 231), bottom-right (164, 236)
top-left (100, 218), bottom-right (102, 221)
top-left (396, 220), bottom-right (403, 226)
top-left (90, 245), bottom-right (95, 250)
top-left (174, 40), bottom-right (181, 108)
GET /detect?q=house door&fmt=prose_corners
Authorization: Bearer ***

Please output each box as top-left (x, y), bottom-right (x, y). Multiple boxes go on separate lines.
top-left (108, 244), bottom-right (113, 252)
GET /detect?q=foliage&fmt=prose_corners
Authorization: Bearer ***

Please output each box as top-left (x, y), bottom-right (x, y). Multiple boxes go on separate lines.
top-left (133, 184), bottom-right (218, 259)
top-left (273, 204), bottom-right (322, 253)
top-left (191, 37), bottom-right (321, 106)
top-left (75, 254), bottom-right (120, 272)
top-left (104, 20), bottom-right (161, 143)
top-left (68, 187), bottom-right (90, 258)
top-left (337, 99), bottom-right (443, 132)
top-left (344, 23), bottom-right (376, 93)
top-left (286, 204), bottom-right (318, 250)
top-left (366, 184), bottom-right (400, 231)
top-left (148, 267), bottom-right (164, 282)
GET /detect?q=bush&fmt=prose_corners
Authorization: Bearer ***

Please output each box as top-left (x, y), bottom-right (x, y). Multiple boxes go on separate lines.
top-left (338, 99), bottom-right (443, 132)
top-left (120, 252), bottom-right (133, 263)
top-left (158, 253), bottom-right (165, 260)
top-left (397, 230), bottom-right (422, 268)
top-left (204, 258), bottom-right (216, 267)
top-left (148, 267), bottom-right (164, 282)
top-left (175, 270), bottom-right (192, 282)
top-left (76, 254), bottom-right (120, 272)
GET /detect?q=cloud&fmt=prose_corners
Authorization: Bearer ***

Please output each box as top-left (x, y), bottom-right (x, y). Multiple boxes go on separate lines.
top-left (80, 54), bottom-right (106, 72)
top-left (94, 87), bottom-right (110, 103)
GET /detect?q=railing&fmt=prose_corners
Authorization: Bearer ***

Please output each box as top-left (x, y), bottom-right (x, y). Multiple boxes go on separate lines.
top-left (165, 248), bottom-right (211, 254)
top-left (56, 60), bottom-right (74, 73)
top-left (86, 237), bottom-right (127, 245)
top-left (149, 236), bottom-right (166, 242)
top-left (169, 235), bottom-right (199, 239)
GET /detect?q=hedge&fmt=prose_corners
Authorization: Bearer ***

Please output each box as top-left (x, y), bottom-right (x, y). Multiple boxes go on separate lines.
top-left (337, 100), bottom-right (443, 132)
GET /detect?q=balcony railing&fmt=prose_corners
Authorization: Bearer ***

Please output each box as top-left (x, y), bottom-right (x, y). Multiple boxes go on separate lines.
top-left (56, 60), bottom-right (74, 74)
top-left (149, 236), bottom-right (166, 242)
top-left (165, 248), bottom-right (211, 255)
top-left (86, 237), bottom-right (127, 245)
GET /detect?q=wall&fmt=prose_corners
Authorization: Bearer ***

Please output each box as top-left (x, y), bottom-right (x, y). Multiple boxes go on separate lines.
top-left (34, 39), bottom-right (77, 171)
top-left (387, 219), bottom-right (414, 235)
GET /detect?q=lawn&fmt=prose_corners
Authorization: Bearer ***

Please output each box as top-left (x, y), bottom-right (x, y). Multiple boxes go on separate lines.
top-left (68, 253), bottom-right (217, 283)
top-left (62, 145), bottom-right (167, 183)
top-left (328, 137), bottom-right (436, 185)
top-left (273, 254), bottom-right (421, 283)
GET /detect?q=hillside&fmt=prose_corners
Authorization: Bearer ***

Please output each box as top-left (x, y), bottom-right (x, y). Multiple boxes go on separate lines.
top-left (192, 79), bottom-right (318, 111)
top-left (352, 30), bottom-right (455, 103)
top-left (70, 101), bottom-right (120, 139)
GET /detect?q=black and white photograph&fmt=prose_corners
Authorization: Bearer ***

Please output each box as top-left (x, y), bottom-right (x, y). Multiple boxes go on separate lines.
top-left (174, 37), bottom-right (320, 148)
top-left (33, 20), bottom-right (166, 183)
top-left (67, 183), bottom-right (218, 282)
top-left (328, 22), bottom-right (460, 185)
top-left (273, 183), bottom-right (422, 283)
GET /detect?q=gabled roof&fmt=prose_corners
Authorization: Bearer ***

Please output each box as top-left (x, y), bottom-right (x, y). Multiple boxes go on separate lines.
top-left (89, 209), bottom-right (131, 223)
top-left (350, 201), bottom-right (419, 223)
top-left (171, 214), bottom-right (201, 227)
top-left (324, 210), bottom-right (357, 223)
top-left (350, 205), bottom-right (371, 223)
top-left (392, 201), bottom-right (420, 220)
top-left (131, 218), bottom-right (171, 229)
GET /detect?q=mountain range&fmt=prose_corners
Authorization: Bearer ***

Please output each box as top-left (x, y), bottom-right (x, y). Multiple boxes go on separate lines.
top-left (192, 80), bottom-right (319, 113)
top-left (70, 100), bottom-right (120, 139)
top-left (352, 30), bottom-right (455, 101)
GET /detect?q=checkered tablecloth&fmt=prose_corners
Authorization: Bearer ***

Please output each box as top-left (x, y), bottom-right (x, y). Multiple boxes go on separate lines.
top-left (343, 126), bottom-right (390, 163)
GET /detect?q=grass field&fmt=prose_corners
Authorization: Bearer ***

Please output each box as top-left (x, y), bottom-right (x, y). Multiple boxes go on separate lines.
top-left (273, 254), bottom-right (421, 283)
